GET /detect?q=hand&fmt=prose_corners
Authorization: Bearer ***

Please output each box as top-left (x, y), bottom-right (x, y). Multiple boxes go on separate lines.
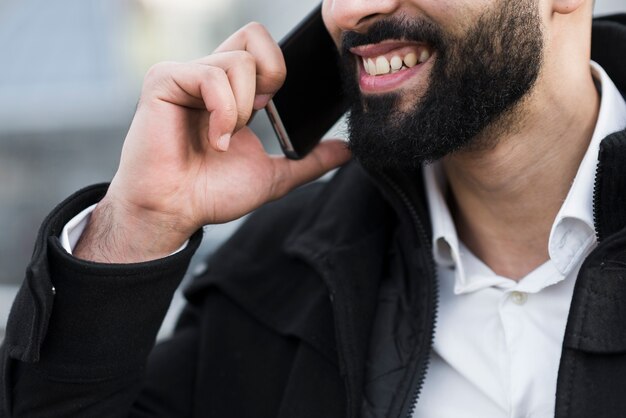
top-left (74, 23), bottom-right (351, 263)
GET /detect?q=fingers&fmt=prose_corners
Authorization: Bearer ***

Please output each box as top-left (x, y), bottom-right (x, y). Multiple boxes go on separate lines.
top-left (213, 22), bottom-right (286, 102)
top-left (194, 51), bottom-right (257, 132)
top-left (143, 62), bottom-right (239, 151)
top-left (140, 22), bottom-right (284, 152)
top-left (269, 140), bottom-right (352, 200)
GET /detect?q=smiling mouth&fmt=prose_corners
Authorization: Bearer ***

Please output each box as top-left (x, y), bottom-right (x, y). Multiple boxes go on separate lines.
top-left (352, 43), bottom-right (433, 76)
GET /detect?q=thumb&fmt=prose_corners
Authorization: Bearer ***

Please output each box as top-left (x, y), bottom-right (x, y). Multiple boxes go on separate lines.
top-left (269, 139), bottom-right (352, 199)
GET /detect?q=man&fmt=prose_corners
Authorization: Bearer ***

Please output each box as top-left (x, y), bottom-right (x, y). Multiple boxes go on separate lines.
top-left (2, 0), bottom-right (626, 416)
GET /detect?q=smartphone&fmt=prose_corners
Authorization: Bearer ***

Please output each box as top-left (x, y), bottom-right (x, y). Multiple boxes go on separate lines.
top-left (266, 4), bottom-right (348, 159)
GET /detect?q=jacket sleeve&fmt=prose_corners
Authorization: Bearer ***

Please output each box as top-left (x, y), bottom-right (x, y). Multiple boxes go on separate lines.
top-left (0, 184), bottom-right (203, 417)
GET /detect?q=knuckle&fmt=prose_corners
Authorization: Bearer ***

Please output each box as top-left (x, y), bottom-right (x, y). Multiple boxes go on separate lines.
top-left (270, 166), bottom-right (290, 199)
top-left (276, 175), bottom-right (292, 198)
top-left (202, 64), bottom-right (226, 79)
top-left (237, 107), bottom-right (252, 124)
top-left (144, 61), bottom-right (176, 84)
top-left (264, 57), bottom-right (287, 84)
top-left (263, 67), bottom-right (287, 85)
top-left (140, 62), bottom-right (180, 104)
top-left (237, 50), bottom-right (256, 68)
top-left (198, 66), bottom-right (228, 89)
top-left (243, 21), bottom-right (267, 34)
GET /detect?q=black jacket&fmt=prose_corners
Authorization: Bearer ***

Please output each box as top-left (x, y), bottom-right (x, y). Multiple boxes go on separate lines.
top-left (2, 14), bottom-right (626, 418)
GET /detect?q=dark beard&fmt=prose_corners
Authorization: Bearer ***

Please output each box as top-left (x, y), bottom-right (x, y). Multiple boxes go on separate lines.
top-left (340, 0), bottom-right (544, 171)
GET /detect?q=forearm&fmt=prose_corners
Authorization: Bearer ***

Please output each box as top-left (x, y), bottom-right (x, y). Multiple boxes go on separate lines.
top-left (1, 185), bottom-right (203, 417)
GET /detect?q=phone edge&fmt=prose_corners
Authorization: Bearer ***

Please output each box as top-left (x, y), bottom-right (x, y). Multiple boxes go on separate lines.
top-left (265, 100), bottom-right (302, 160)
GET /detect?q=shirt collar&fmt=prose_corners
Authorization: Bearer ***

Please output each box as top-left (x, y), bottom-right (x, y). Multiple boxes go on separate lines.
top-left (423, 161), bottom-right (469, 292)
top-left (548, 61), bottom-right (626, 274)
top-left (424, 61), bottom-right (626, 293)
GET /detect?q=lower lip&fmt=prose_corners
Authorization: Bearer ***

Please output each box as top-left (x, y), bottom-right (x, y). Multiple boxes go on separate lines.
top-left (358, 59), bottom-right (431, 93)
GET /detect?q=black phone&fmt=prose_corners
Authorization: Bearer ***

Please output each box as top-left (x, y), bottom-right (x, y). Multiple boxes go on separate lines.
top-left (265, 4), bottom-right (348, 159)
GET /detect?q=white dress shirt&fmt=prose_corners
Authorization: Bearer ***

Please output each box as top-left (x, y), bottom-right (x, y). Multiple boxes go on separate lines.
top-left (412, 62), bottom-right (626, 418)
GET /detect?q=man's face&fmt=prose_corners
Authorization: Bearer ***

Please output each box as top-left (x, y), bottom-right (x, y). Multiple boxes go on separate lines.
top-left (322, 0), bottom-right (545, 171)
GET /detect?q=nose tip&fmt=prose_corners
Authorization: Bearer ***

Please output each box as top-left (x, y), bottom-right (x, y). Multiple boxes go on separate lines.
top-left (324, 0), bottom-right (400, 33)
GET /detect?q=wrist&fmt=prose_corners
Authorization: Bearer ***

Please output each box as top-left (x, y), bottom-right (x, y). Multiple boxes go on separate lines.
top-left (73, 196), bottom-right (193, 263)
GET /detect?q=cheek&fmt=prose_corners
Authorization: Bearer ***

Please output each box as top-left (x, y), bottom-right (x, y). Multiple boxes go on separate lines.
top-left (322, 0), bottom-right (342, 48)
top-left (416, 0), bottom-right (488, 37)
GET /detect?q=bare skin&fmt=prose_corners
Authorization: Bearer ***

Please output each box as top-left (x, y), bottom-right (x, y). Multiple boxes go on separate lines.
top-left (75, 23), bottom-right (352, 263)
top-left (322, 0), bottom-right (600, 280)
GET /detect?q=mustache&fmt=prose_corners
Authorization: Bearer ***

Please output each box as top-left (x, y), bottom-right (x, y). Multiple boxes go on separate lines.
top-left (340, 16), bottom-right (445, 53)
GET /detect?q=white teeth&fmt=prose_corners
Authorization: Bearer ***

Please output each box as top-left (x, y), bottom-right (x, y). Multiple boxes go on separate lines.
top-left (404, 52), bottom-right (418, 68)
top-left (390, 55), bottom-right (403, 71)
top-left (375, 56), bottom-right (390, 75)
top-left (362, 57), bottom-right (370, 74)
top-left (362, 49), bottom-right (431, 76)
top-left (367, 58), bottom-right (375, 75)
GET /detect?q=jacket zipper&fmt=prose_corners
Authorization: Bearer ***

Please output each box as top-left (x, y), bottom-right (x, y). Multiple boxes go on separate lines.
top-left (378, 172), bottom-right (439, 418)
top-left (591, 147), bottom-right (604, 243)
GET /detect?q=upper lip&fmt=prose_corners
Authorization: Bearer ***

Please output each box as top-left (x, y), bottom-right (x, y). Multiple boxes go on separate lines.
top-left (349, 41), bottom-right (426, 58)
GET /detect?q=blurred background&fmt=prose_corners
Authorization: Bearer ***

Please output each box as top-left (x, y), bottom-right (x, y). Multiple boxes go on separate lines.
top-left (1, 0), bottom-right (625, 342)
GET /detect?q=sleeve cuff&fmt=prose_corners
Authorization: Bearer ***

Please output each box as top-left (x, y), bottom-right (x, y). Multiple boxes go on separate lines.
top-left (3, 183), bottom-right (201, 367)
top-left (60, 204), bottom-right (189, 256)
top-left (35, 229), bottom-right (202, 378)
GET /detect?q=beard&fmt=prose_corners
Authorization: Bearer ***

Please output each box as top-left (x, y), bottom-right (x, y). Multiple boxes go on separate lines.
top-left (340, 0), bottom-right (544, 171)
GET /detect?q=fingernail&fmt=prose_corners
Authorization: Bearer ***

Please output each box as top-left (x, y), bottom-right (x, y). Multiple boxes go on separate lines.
top-left (217, 134), bottom-right (230, 151)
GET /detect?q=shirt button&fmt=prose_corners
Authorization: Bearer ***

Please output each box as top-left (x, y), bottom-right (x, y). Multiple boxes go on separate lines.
top-left (510, 291), bottom-right (528, 305)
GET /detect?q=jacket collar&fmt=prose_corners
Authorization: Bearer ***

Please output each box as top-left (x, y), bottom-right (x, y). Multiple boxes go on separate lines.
top-left (590, 14), bottom-right (626, 241)
top-left (560, 13), bottom-right (626, 357)
top-left (591, 13), bottom-right (626, 98)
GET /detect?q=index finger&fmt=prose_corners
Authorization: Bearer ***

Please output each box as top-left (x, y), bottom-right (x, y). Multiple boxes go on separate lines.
top-left (213, 22), bottom-right (286, 99)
